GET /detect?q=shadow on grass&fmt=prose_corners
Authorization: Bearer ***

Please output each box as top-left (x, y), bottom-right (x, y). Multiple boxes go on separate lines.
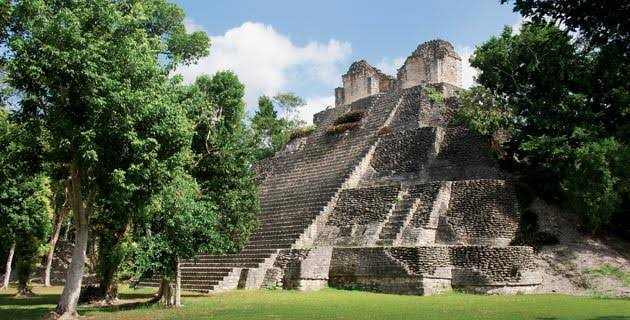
top-left (0, 294), bottom-right (59, 320)
top-left (0, 290), bottom-right (201, 319)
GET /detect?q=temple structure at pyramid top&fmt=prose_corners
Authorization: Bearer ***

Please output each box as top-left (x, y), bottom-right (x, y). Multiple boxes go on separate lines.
top-left (335, 39), bottom-right (462, 107)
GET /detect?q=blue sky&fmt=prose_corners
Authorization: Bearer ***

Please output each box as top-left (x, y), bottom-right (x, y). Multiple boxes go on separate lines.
top-left (171, 0), bottom-right (522, 122)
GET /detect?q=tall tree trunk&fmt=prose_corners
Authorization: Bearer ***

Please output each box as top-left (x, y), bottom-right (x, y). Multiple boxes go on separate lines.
top-left (158, 261), bottom-right (182, 308)
top-left (44, 204), bottom-right (69, 287)
top-left (55, 165), bottom-right (91, 319)
top-left (1, 242), bottom-right (15, 290)
top-left (175, 259), bottom-right (181, 307)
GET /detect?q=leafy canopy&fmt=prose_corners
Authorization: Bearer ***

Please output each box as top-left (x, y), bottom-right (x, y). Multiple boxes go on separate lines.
top-left (456, 20), bottom-right (628, 232)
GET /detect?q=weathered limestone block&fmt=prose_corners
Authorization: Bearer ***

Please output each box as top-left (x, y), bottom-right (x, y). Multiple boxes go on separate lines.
top-left (264, 248), bottom-right (333, 291)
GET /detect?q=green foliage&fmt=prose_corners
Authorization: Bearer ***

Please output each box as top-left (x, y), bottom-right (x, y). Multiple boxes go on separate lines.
top-left (562, 138), bottom-right (628, 231)
top-left (250, 92), bottom-right (309, 160)
top-left (0, 104), bottom-right (52, 292)
top-left (502, 0), bottom-right (629, 48)
top-left (584, 264), bottom-right (630, 287)
top-left (273, 92), bottom-right (306, 122)
top-left (454, 86), bottom-right (513, 136)
top-left (187, 71), bottom-right (259, 254)
top-left (129, 71), bottom-right (259, 281)
top-left (423, 86), bottom-right (444, 104)
top-left (132, 172), bottom-right (219, 279)
top-left (1, 0), bottom-right (220, 307)
top-left (456, 20), bottom-right (629, 233)
top-left (251, 96), bottom-right (292, 160)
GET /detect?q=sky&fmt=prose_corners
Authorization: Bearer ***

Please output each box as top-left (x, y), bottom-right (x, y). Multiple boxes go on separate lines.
top-left (171, 0), bottom-right (522, 123)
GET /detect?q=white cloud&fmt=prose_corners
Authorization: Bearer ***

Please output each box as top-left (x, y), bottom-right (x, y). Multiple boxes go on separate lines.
top-left (297, 96), bottom-right (334, 124)
top-left (456, 46), bottom-right (478, 89)
top-left (376, 57), bottom-right (405, 76)
top-left (176, 21), bottom-right (351, 108)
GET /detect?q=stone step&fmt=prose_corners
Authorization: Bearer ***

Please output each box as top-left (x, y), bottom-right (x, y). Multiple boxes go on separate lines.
top-left (183, 257), bottom-right (266, 264)
top-left (245, 242), bottom-right (293, 250)
top-left (181, 275), bottom-right (226, 281)
top-left (251, 228), bottom-right (305, 237)
top-left (256, 224), bottom-right (309, 233)
top-left (258, 220), bottom-right (312, 229)
top-left (181, 278), bottom-right (221, 286)
top-left (180, 262), bottom-right (260, 268)
top-left (249, 232), bottom-right (302, 241)
top-left (196, 249), bottom-right (277, 258)
top-left (179, 267), bottom-right (232, 273)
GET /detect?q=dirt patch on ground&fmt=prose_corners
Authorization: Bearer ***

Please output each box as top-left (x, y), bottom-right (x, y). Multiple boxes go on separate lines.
top-left (530, 199), bottom-right (630, 297)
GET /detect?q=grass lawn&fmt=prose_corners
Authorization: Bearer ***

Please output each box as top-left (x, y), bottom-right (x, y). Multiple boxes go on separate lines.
top-left (0, 285), bottom-right (628, 320)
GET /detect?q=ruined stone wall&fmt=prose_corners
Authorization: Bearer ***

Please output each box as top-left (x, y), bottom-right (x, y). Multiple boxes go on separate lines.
top-left (263, 248), bottom-right (332, 291)
top-left (328, 247), bottom-right (425, 294)
top-left (340, 61), bottom-right (395, 106)
top-left (429, 127), bottom-right (506, 181)
top-left (342, 70), bottom-right (380, 106)
top-left (324, 246), bottom-right (539, 295)
top-left (397, 40), bottom-right (462, 89)
top-left (438, 180), bottom-right (520, 246)
top-left (449, 246), bottom-right (538, 285)
top-left (371, 127), bottom-right (436, 175)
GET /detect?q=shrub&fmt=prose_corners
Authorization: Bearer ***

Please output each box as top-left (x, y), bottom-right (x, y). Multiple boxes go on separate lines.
top-left (326, 122), bottom-right (361, 134)
top-left (289, 125), bottom-right (315, 141)
top-left (333, 110), bottom-right (365, 125)
top-left (377, 126), bottom-right (392, 136)
top-left (423, 86), bottom-right (444, 104)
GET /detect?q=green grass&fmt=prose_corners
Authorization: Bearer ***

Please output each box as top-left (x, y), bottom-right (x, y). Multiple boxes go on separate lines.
top-left (585, 264), bottom-right (630, 286)
top-left (0, 285), bottom-right (629, 320)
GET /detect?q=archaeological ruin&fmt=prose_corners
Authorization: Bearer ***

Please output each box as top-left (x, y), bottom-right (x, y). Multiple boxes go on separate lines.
top-left (140, 39), bottom-right (541, 295)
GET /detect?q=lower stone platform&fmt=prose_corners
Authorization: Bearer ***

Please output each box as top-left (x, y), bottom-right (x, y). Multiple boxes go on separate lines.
top-left (262, 246), bottom-right (541, 295)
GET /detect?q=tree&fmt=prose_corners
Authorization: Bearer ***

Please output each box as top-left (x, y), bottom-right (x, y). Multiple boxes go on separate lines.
top-left (273, 92), bottom-right (306, 123)
top-left (503, 0), bottom-right (629, 49)
top-left (455, 21), bottom-right (628, 233)
top-left (130, 72), bottom-right (259, 306)
top-left (251, 93), bottom-right (307, 160)
top-left (0, 106), bottom-right (53, 296)
top-left (43, 181), bottom-right (69, 287)
top-left (3, 0), bottom-right (209, 316)
top-left (189, 72), bottom-right (259, 254)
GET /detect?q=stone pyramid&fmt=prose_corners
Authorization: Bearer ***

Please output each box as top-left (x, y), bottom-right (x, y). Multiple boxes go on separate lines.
top-left (140, 40), bottom-right (540, 295)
